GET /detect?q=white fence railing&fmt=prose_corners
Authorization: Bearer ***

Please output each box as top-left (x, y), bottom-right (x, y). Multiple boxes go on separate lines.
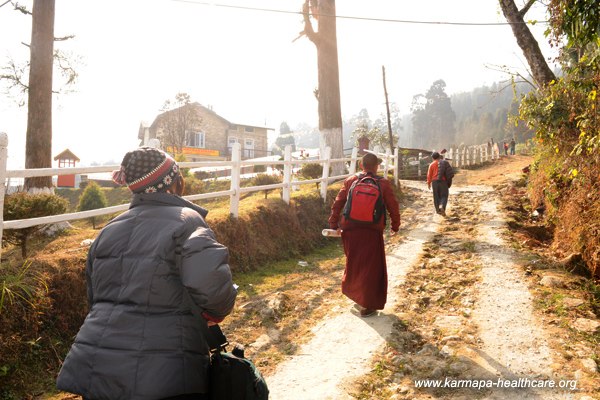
top-left (0, 130), bottom-right (507, 258)
top-left (0, 133), bottom-right (401, 258)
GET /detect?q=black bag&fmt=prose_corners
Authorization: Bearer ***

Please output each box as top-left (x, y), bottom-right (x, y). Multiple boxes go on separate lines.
top-left (207, 325), bottom-right (269, 400)
top-left (437, 159), bottom-right (454, 188)
top-left (174, 246), bottom-right (268, 400)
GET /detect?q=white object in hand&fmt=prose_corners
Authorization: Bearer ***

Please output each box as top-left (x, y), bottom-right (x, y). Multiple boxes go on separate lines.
top-left (322, 229), bottom-right (341, 237)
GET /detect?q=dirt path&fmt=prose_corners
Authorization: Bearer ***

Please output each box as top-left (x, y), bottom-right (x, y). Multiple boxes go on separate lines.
top-left (43, 156), bottom-right (598, 400)
top-left (266, 157), bottom-right (598, 399)
top-left (266, 190), bottom-right (439, 399)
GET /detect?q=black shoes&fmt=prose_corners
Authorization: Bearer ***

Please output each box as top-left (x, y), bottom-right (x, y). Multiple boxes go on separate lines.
top-left (360, 309), bottom-right (377, 318)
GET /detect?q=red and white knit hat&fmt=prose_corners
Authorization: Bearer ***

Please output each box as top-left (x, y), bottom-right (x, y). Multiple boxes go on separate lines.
top-left (112, 147), bottom-right (180, 193)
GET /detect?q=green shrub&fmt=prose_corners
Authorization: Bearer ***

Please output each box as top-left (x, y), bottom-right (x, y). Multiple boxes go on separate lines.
top-left (253, 164), bottom-right (267, 173)
top-left (299, 163), bottom-right (324, 189)
top-left (3, 193), bottom-right (69, 258)
top-left (193, 170), bottom-right (213, 180)
top-left (251, 174), bottom-right (282, 199)
top-left (77, 182), bottom-right (108, 229)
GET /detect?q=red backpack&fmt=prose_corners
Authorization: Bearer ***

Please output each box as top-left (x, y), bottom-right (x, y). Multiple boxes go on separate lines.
top-left (342, 173), bottom-right (385, 224)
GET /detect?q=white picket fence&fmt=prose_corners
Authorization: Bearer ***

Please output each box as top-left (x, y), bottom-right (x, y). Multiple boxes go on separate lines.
top-left (0, 132), bottom-right (402, 258)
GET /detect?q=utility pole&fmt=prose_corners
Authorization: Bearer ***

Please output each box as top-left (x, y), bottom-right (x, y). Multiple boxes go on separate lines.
top-left (382, 66), bottom-right (394, 153)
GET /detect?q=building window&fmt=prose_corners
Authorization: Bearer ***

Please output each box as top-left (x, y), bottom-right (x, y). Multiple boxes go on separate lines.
top-left (228, 137), bottom-right (239, 155)
top-left (244, 139), bottom-right (255, 158)
top-left (187, 131), bottom-right (205, 148)
top-left (244, 126), bottom-right (254, 133)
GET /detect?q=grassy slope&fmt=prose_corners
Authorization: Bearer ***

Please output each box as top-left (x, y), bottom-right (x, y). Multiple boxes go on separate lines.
top-left (1, 179), bottom-right (373, 399)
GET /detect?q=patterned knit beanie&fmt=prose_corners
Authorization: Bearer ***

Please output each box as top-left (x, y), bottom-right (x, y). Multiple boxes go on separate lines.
top-left (112, 147), bottom-right (180, 193)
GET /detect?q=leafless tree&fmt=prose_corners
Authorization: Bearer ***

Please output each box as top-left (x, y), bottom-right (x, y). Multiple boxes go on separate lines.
top-left (156, 93), bottom-right (203, 155)
top-left (24, 0), bottom-right (55, 190)
top-left (1, 0), bottom-right (78, 191)
top-left (298, 0), bottom-right (344, 173)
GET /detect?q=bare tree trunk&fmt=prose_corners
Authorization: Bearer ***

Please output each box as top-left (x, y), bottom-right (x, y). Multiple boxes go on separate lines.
top-left (499, 0), bottom-right (556, 87)
top-left (302, 0), bottom-right (344, 174)
top-left (382, 66), bottom-right (394, 153)
top-left (25, 0), bottom-right (55, 191)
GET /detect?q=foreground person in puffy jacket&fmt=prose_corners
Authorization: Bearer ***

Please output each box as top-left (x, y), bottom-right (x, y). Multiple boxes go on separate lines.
top-left (57, 147), bottom-right (238, 400)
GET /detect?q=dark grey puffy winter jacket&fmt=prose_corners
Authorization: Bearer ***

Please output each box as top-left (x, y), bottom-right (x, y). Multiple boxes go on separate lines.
top-left (56, 192), bottom-right (237, 400)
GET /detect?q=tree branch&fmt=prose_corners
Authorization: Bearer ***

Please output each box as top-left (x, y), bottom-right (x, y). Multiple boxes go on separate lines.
top-left (518, 0), bottom-right (537, 19)
top-left (54, 35), bottom-right (75, 42)
top-left (299, 0), bottom-right (318, 45)
top-left (485, 63), bottom-right (536, 89)
top-left (12, 1), bottom-right (31, 14)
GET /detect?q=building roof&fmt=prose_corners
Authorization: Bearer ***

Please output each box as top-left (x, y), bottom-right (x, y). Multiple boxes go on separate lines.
top-left (53, 148), bottom-right (80, 161)
top-left (149, 102), bottom-right (273, 134)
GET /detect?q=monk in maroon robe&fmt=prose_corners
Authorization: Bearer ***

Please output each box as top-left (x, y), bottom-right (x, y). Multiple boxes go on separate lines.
top-left (328, 153), bottom-right (401, 317)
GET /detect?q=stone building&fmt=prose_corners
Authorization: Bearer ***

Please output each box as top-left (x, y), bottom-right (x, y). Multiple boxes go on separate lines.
top-left (139, 103), bottom-right (272, 161)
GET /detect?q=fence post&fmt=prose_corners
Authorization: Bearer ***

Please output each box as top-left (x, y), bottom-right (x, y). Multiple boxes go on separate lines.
top-left (393, 147), bottom-right (399, 185)
top-left (320, 146), bottom-right (331, 202)
top-left (349, 147), bottom-right (358, 175)
top-left (418, 152), bottom-right (422, 177)
top-left (467, 147), bottom-right (471, 166)
top-left (229, 142), bottom-right (241, 217)
top-left (0, 133), bottom-right (7, 260)
top-left (383, 148), bottom-right (391, 178)
top-left (282, 145), bottom-right (292, 204)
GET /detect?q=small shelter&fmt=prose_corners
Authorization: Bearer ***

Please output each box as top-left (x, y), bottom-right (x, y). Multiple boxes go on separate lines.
top-left (54, 148), bottom-right (80, 187)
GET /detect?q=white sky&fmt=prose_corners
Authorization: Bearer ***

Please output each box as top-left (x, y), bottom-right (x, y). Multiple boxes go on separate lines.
top-left (0, 0), bottom-right (556, 168)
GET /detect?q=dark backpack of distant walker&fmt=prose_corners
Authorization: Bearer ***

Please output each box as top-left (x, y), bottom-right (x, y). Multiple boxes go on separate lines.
top-left (437, 159), bottom-right (455, 188)
top-left (342, 173), bottom-right (385, 224)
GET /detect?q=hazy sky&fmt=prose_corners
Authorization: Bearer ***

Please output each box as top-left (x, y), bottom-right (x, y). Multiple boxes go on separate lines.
top-left (0, 0), bottom-right (557, 167)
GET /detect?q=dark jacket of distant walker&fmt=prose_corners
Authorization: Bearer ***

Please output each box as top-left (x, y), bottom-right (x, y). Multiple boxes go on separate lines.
top-left (56, 193), bottom-right (238, 400)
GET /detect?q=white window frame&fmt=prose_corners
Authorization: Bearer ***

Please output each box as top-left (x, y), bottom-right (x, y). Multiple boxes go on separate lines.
top-left (187, 131), bottom-right (205, 148)
top-left (228, 137), bottom-right (239, 147)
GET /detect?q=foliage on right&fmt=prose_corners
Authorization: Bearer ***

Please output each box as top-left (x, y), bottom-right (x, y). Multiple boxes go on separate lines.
top-left (511, 0), bottom-right (600, 276)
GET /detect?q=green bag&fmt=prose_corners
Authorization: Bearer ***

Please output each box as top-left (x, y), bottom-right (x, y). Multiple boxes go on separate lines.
top-left (209, 341), bottom-right (269, 400)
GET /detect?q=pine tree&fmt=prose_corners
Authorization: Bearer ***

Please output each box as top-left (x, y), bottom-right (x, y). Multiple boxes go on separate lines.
top-left (77, 182), bottom-right (107, 229)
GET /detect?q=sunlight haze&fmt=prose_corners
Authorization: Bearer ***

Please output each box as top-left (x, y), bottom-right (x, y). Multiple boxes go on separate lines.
top-left (0, 0), bottom-right (556, 168)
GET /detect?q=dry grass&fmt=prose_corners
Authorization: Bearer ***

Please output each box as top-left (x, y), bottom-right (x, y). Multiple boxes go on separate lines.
top-left (0, 178), bottom-right (379, 399)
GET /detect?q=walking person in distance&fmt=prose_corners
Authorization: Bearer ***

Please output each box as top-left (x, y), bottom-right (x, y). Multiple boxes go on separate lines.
top-left (56, 147), bottom-right (238, 400)
top-left (427, 151), bottom-right (454, 217)
top-left (328, 153), bottom-right (401, 318)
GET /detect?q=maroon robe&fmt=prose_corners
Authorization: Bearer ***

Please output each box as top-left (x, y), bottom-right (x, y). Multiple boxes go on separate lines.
top-left (328, 170), bottom-right (400, 310)
top-left (341, 228), bottom-right (388, 309)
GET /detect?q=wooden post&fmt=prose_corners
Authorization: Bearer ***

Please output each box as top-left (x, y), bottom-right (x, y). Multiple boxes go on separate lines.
top-left (384, 148), bottom-right (391, 179)
top-left (0, 132), bottom-right (8, 260)
top-left (320, 146), bottom-right (331, 202)
top-left (229, 142), bottom-right (241, 217)
top-left (282, 145), bottom-right (292, 204)
top-left (418, 152), bottom-right (422, 177)
top-left (349, 147), bottom-right (358, 175)
top-left (393, 147), bottom-right (399, 185)
top-left (467, 147), bottom-right (471, 166)
top-left (382, 65), bottom-right (394, 153)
